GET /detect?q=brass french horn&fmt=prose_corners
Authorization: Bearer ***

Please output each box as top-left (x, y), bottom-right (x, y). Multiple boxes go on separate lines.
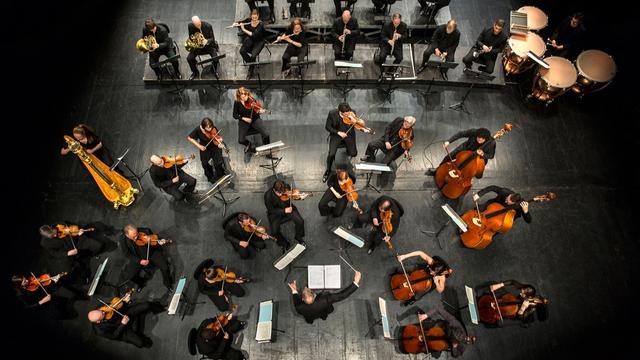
top-left (185, 32), bottom-right (206, 52)
top-left (136, 35), bottom-right (157, 53)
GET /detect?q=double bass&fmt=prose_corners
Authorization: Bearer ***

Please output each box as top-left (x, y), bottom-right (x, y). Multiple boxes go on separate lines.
top-left (400, 315), bottom-right (450, 354)
top-left (64, 135), bottom-right (138, 209)
top-left (435, 124), bottom-right (513, 199)
top-left (460, 192), bottom-right (556, 249)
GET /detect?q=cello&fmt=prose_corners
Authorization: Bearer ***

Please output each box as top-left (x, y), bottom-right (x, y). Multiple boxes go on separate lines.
top-left (460, 192), bottom-right (556, 249)
top-left (390, 266), bottom-right (453, 301)
top-left (435, 123), bottom-right (513, 199)
top-left (400, 314), bottom-right (450, 354)
top-left (64, 135), bottom-right (138, 209)
top-left (477, 289), bottom-right (549, 325)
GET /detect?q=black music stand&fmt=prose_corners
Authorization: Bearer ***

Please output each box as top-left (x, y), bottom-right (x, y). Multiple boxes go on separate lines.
top-left (289, 59), bottom-right (316, 102)
top-left (334, 61), bottom-right (361, 102)
top-left (242, 60), bottom-right (272, 97)
top-left (110, 148), bottom-right (143, 192)
top-left (256, 142), bottom-right (286, 179)
top-left (449, 68), bottom-right (495, 114)
top-left (151, 54), bottom-right (184, 99)
top-left (286, 0), bottom-right (314, 21)
top-left (379, 63), bottom-right (409, 104)
top-left (416, 60), bottom-right (459, 101)
top-left (197, 53), bottom-right (227, 89)
top-left (198, 175), bottom-right (238, 216)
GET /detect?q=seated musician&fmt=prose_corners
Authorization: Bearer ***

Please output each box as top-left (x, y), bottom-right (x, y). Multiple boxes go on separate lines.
top-left (87, 292), bottom-right (164, 348)
top-left (196, 314), bottom-right (247, 360)
top-left (238, 10), bottom-right (266, 79)
top-left (333, 0), bottom-right (357, 18)
top-left (290, 0), bottom-right (311, 19)
top-left (245, 0), bottom-right (275, 22)
top-left (223, 212), bottom-right (272, 259)
top-left (396, 251), bottom-right (452, 304)
top-left (372, 0), bottom-right (396, 14)
top-left (264, 180), bottom-right (307, 249)
top-left (399, 303), bottom-right (475, 357)
top-left (60, 124), bottom-right (113, 166)
top-left (279, 18), bottom-right (308, 78)
top-left (361, 115), bottom-right (415, 165)
top-left (187, 117), bottom-right (227, 184)
top-left (425, 127), bottom-right (494, 176)
top-left (332, 10), bottom-right (360, 61)
top-left (462, 19), bottom-right (507, 74)
top-left (149, 154), bottom-right (197, 201)
top-left (187, 16), bottom-right (220, 80)
top-left (143, 19), bottom-right (181, 80)
top-left (547, 13), bottom-right (586, 59)
top-left (350, 195), bottom-right (404, 254)
top-left (233, 87), bottom-right (270, 153)
top-left (40, 222), bottom-right (109, 259)
top-left (477, 280), bottom-right (549, 327)
top-left (120, 224), bottom-right (174, 291)
top-left (473, 185), bottom-right (531, 223)
top-left (319, 168), bottom-right (359, 217)
top-left (416, 20), bottom-right (460, 76)
top-left (417, 0), bottom-right (451, 18)
top-left (11, 273), bottom-right (77, 319)
top-left (287, 271), bottom-right (362, 324)
top-left (374, 13), bottom-right (408, 72)
top-left (323, 102), bottom-right (361, 182)
top-left (197, 262), bottom-right (248, 311)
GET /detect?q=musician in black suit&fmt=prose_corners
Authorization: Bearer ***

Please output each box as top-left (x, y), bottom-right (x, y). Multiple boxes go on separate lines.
top-left (323, 102), bottom-right (364, 182)
top-left (196, 316), bottom-right (246, 360)
top-left (197, 263), bottom-right (248, 311)
top-left (351, 195), bottom-right (404, 254)
top-left (287, 271), bottom-right (362, 324)
top-left (238, 10), bottom-right (266, 79)
top-left (318, 168), bottom-right (359, 217)
top-left (332, 10), bottom-right (360, 60)
top-left (473, 186), bottom-right (531, 223)
top-left (547, 13), bottom-right (586, 59)
top-left (187, 117), bottom-right (227, 184)
top-left (333, 0), bottom-right (357, 18)
top-left (416, 20), bottom-right (460, 75)
top-left (223, 212), bottom-right (271, 259)
top-left (11, 273), bottom-right (77, 320)
top-left (361, 116), bottom-right (415, 166)
top-left (425, 127), bottom-right (495, 177)
top-left (462, 19), bottom-right (508, 74)
top-left (187, 16), bottom-right (220, 80)
top-left (374, 13), bottom-right (408, 72)
top-left (149, 154), bottom-right (197, 201)
top-left (264, 180), bottom-right (307, 250)
top-left (143, 19), bottom-right (181, 79)
top-left (120, 224), bottom-right (174, 291)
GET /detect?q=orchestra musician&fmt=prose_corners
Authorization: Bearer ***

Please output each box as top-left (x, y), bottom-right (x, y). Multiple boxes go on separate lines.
top-left (187, 16), bottom-right (220, 80)
top-left (416, 20), bottom-right (460, 76)
top-left (143, 19), bottom-right (181, 80)
top-left (547, 13), bottom-right (586, 59)
top-left (372, 0), bottom-right (396, 14)
top-left (374, 13), bottom-right (408, 71)
top-left (477, 280), bottom-right (549, 327)
top-left (233, 87), bottom-right (270, 154)
top-left (149, 154), bottom-right (197, 202)
top-left (462, 19), bottom-right (507, 74)
top-left (120, 224), bottom-right (174, 291)
top-left (287, 271), bottom-right (362, 324)
top-left (196, 314), bottom-right (247, 360)
top-left (290, 0), bottom-right (311, 19)
top-left (350, 195), bottom-right (404, 255)
top-left (187, 117), bottom-right (227, 184)
top-left (395, 251), bottom-right (452, 304)
top-left (332, 10), bottom-right (360, 61)
top-left (279, 18), bottom-right (308, 78)
top-left (361, 116), bottom-right (415, 166)
top-left (197, 263), bottom-right (248, 311)
top-left (264, 180), bottom-right (307, 249)
top-left (333, 0), bottom-right (357, 18)
top-left (238, 10), bottom-right (266, 80)
top-left (223, 212), bottom-right (273, 259)
top-left (318, 168), bottom-right (359, 218)
top-left (11, 272), bottom-right (77, 319)
top-left (473, 186), bottom-right (532, 224)
top-left (425, 127), bottom-right (494, 176)
top-left (323, 102), bottom-right (361, 182)
top-left (60, 124), bottom-right (113, 166)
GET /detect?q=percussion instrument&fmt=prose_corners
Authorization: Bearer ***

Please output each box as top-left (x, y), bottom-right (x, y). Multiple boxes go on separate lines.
top-left (502, 31), bottom-right (546, 75)
top-left (530, 56), bottom-right (577, 103)
top-left (517, 6), bottom-right (548, 31)
top-left (571, 49), bottom-right (616, 96)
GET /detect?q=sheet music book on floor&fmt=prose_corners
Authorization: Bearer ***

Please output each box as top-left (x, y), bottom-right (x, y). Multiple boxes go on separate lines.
top-left (308, 265), bottom-right (341, 289)
top-left (256, 300), bottom-right (273, 343)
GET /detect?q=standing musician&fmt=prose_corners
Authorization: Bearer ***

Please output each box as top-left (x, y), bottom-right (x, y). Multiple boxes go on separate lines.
top-left (462, 19), bottom-right (507, 74)
top-left (546, 13), bottom-right (586, 59)
top-left (233, 87), bottom-right (270, 153)
top-left (196, 313), bottom-right (247, 360)
top-left (323, 102), bottom-right (364, 182)
top-left (120, 224), bottom-right (174, 291)
top-left (87, 292), bottom-right (164, 348)
top-left (473, 185), bottom-right (531, 224)
top-left (333, 0), bottom-right (357, 18)
top-left (278, 18), bottom-right (308, 78)
top-left (60, 124), bottom-right (113, 166)
top-left (416, 20), bottom-right (460, 76)
top-left (264, 180), bottom-right (308, 250)
top-left (318, 168), bottom-right (360, 217)
top-left (351, 195), bottom-right (404, 255)
top-left (287, 271), bottom-right (362, 324)
top-left (223, 212), bottom-right (274, 259)
top-left (426, 127), bottom-right (495, 176)
top-left (237, 10), bottom-right (266, 80)
top-left (197, 262), bottom-right (249, 311)
top-left (476, 280), bottom-right (549, 327)
top-left (142, 19), bottom-right (181, 80)
top-left (394, 251), bottom-right (452, 304)
top-left (332, 10), bottom-right (360, 61)
top-left (374, 13), bottom-right (408, 71)
top-left (187, 117), bottom-right (227, 184)
top-left (187, 16), bottom-right (220, 80)
top-left (11, 272), bottom-right (77, 319)
top-left (398, 304), bottom-right (475, 357)
top-left (361, 115), bottom-right (415, 166)
top-left (149, 154), bottom-right (197, 201)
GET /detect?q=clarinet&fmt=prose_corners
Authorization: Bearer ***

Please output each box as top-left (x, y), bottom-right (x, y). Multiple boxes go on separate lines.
top-left (341, 26), bottom-right (348, 55)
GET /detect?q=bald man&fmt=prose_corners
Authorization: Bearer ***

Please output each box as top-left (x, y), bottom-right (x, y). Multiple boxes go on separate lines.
top-left (187, 16), bottom-right (219, 80)
top-left (332, 10), bottom-right (360, 60)
top-left (149, 154), bottom-right (197, 201)
top-left (417, 19), bottom-right (460, 75)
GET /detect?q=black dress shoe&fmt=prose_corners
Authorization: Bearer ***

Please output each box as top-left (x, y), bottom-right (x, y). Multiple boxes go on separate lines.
top-left (189, 72), bottom-right (199, 80)
top-left (239, 321), bottom-right (248, 330)
top-left (322, 170), bottom-right (330, 183)
top-left (175, 73), bottom-right (183, 79)
top-left (416, 65), bottom-right (427, 74)
top-left (367, 248), bottom-right (374, 255)
top-left (425, 168), bottom-right (436, 176)
top-left (360, 156), bottom-right (374, 162)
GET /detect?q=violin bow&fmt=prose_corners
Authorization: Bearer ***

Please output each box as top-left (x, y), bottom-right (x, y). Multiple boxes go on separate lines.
top-left (98, 299), bottom-right (125, 317)
top-left (395, 255), bottom-right (415, 295)
top-left (215, 316), bottom-right (227, 336)
top-left (416, 312), bottom-right (431, 355)
top-left (246, 218), bottom-right (262, 244)
top-left (490, 288), bottom-right (505, 324)
top-left (145, 235), bottom-right (151, 262)
top-left (173, 152), bottom-right (179, 177)
top-left (474, 197), bottom-right (482, 219)
top-left (30, 272), bottom-right (50, 296)
top-left (444, 143), bottom-right (454, 163)
top-left (221, 265), bottom-right (228, 293)
top-left (204, 128), bottom-right (224, 149)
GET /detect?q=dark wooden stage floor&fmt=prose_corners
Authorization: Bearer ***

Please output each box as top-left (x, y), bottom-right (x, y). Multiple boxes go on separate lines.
top-left (10, 1), bottom-right (638, 360)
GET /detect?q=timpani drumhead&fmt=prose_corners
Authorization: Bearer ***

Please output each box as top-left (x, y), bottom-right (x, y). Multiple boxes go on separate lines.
top-left (517, 6), bottom-right (548, 30)
top-left (575, 49), bottom-right (617, 83)
top-left (508, 31), bottom-right (546, 57)
top-left (540, 57), bottom-right (577, 88)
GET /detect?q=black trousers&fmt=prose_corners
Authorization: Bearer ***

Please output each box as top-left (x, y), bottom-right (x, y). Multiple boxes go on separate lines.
top-left (326, 134), bottom-right (357, 171)
top-left (290, 1), bottom-right (311, 17)
top-left (318, 188), bottom-right (348, 217)
top-left (161, 170), bottom-right (197, 201)
top-left (352, 211), bottom-right (388, 250)
top-left (439, 145), bottom-right (489, 173)
top-left (462, 48), bottom-right (497, 73)
top-left (118, 301), bottom-right (163, 347)
top-left (124, 251), bottom-right (173, 289)
top-left (422, 44), bottom-right (455, 68)
top-left (240, 38), bottom-right (266, 74)
top-left (201, 318), bottom-right (244, 360)
top-left (282, 44), bottom-right (309, 71)
top-left (237, 119), bottom-right (270, 150)
top-left (246, 0), bottom-right (274, 13)
top-left (225, 235), bottom-right (266, 259)
top-left (375, 42), bottom-right (403, 68)
top-left (149, 47), bottom-right (180, 77)
top-left (372, 0), bottom-right (395, 12)
top-left (269, 209), bottom-right (305, 247)
top-left (187, 44), bottom-right (219, 74)
top-left (334, 0), bottom-right (357, 17)
top-left (364, 137), bottom-right (405, 165)
top-left (201, 148), bottom-right (226, 182)
top-left (200, 282), bottom-right (246, 311)
top-left (334, 40), bottom-right (356, 60)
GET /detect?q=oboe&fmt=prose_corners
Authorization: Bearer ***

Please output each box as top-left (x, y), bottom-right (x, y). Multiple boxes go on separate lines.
top-left (341, 26), bottom-right (348, 55)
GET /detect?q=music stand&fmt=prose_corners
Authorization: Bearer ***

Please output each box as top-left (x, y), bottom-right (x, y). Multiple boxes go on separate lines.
top-left (110, 148), bottom-right (143, 192)
top-left (198, 174), bottom-right (238, 216)
top-left (365, 297), bottom-right (392, 339)
top-left (416, 60), bottom-right (459, 101)
top-left (355, 162), bottom-right (392, 193)
top-left (334, 60), bottom-right (363, 101)
top-left (421, 203), bottom-right (468, 249)
top-left (379, 63), bottom-right (410, 104)
top-left (242, 60), bottom-right (272, 97)
top-left (449, 68), bottom-right (495, 114)
top-left (151, 54), bottom-right (184, 99)
top-left (255, 141), bottom-right (287, 178)
top-left (197, 53), bottom-right (227, 89)
top-left (289, 59), bottom-right (317, 102)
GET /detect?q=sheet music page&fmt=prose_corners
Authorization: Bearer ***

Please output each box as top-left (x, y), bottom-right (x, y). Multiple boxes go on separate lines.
top-left (308, 265), bottom-right (325, 289)
top-left (258, 300), bottom-right (273, 322)
top-left (324, 265), bottom-right (341, 289)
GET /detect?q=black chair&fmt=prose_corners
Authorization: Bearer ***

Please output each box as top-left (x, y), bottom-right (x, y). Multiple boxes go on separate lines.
top-left (288, 44), bottom-right (310, 78)
top-left (193, 259), bottom-right (215, 280)
top-left (196, 41), bottom-right (221, 78)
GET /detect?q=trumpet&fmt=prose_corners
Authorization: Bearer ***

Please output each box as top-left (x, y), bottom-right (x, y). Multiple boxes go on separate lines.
top-left (136, 35), bottom-right (157, 53)
top-left (226, 21), bottom-right (251, 29)
top-left (185, 31), bottom-right (206, 52)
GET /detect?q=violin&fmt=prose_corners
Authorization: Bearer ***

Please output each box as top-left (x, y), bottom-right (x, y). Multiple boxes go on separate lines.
top-left (340, 111), bottom-right (375, 135)
top-left (134, 232), bottom-right (172, 247)
top-left (338, 177), bottom-right (363, 214)
top-left (460, 192), bottom-right (556, 249)
top-left (279, 189), bottom-right (313, 201)
top-left (206, 304), bottom-right (238, 335)
top-left (398, 128), bottom-right (413, 162)
top-left (55, 224), bottom-right (95, 238)
top-left (203, 127), bottom-right (230, 155)
top-left (242, 218), bottom-right (277, 241)
top-left (400, 322), bottom-right (450, 353)
top-left (162, 154), bottom-right (195, 168)
top-left (243, 96), bottom-right (268, 113)
top-left (25, 272), bottom-right (67, 292)
top-left (211, 267), bottom-right (248, 284)
top-left (380, 209), bottom-right (394, 249)
top-left (435, 123), bottom-right (513, 199)
top-left (390, 267), bottom-right (453, 301)
top-left (99, 288), bottom-right (135, 320)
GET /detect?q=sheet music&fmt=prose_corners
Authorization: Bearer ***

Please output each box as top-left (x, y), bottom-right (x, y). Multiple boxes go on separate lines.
top-left (168, 277), bottom-right (186, 315)
top-left (355, 162), bottom-right (392, 172)
top-left (378, 297), bottom-right (391, 339)
top-left (307, 265), bottom-right (325, 289)
top-left (273, 243), bottom-right (306, 270)
top-left (441, 204), bottom-right (468, 232)
top-left (335, 60), bottom-right (364, 68)
top-left (256, 300), bottom-right (273, 342)
top-left (333, 226), bottom-right (365, 248)
top-left (255, 141), bottom-right (285, 153)
top-left (88, 257), bottom-right (108, 296)
top-left (465, 285), bottom-right (479, 325)
top-left (324, 265), bottom-right (341, 289)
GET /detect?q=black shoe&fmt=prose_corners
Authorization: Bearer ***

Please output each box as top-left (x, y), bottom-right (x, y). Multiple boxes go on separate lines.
top-left (360, 156), bottom-right (374, 162)
top-left (175, 72), bottom-right (183, 79)
top-left (322, 170), bottom-right (330, 183)
top-left (189, 72), bottom-right (199, 80)
top-left (367, 248), bottom-right (374, 255)
top-left (155, 73), bottom-right (162, 81)
top-left (416, 65), bottom-right (427, 74)
top-left (239, 321), bottom-right (248, 330)
top-left (425, 168), bottom-right (436, 176)
top-left (346, 222), bottom-right (354, 230)
top-left (298, 240), bottom-right (307, 247)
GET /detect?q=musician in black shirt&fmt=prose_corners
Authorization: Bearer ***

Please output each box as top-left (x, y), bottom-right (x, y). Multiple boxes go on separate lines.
top-left (60, 124), bottom-right (113, 166)
top-left (323, 103), bottom-right (364, 182)
top-left (361, 116), bottom-right (415, 165)
top-left (332, 10), bottom-right (360, 60)
top-left (233, 87), bottom-right (270, 153)
top-left (238, 10), bottom-right (266, 79)
top-left (396, 250), bottom-right (452, 304)
top-left (197, 263), bottom-right (248, 311)
top-left (149, 154), bottom-right (197, 201)
top-left (196, 315), bottom-right (246, 360)
top-left (12, 273), bottom-right (77, 319)
top-left (417, 20), bottom-right (460, 75)
top-left (473, 185), bottom-right (532, 223)
top-left (351, 195), bottom-right (404, 254)
top-left (120, 224), bottom-right (174, 290)
top-left (547, 13), bottom-right (586, 59)
top-left (279, 18), bottom-right (308, 77)
top-left (223, 212), bottom-right (271, 259)
top-left (375, 14), bottom-right (408, 71)
top-left (426, 127), bottom-right (495, 176)
top-left (187, 117), bottom-right (227, 184)
top-left (319, 168), bottom-right (360, 217)
top-left (476, 280), bottom-right (549, 326)
top-left (143, 19), bottom-right (181, 79)
top-left (264, 180), bottom-right (308, 249)
top-left (333, 0), bottom-right (357, 18)
top-left (462, 19), bottom-right (508, 73)
top-left (187, 16), bottom-right (220, 80)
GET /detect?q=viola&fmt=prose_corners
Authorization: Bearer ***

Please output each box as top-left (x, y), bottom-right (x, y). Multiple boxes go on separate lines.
top-left (279, 189), bottom-right (313, 201)
top-left (400, 323), bottom-right (450, 354)
top-left (134, 232), bottom-right (172, 247)
top-left (390, 267), bottom-right (453, 301)
top-left (340, 111), bottom-right (375, 134)
top-left (435, 123), bottom-right (513, 199)
top-left (338, 177), bottom-right (363, 214)
top-left (162, 154), bottom-right (195, 168)
top-left (380, 209), bottom-right (394, 249)
top-left (99, 288), bottom-right (135, 320)
top-left (203, 127), bottom-right (230, 155)
top-left (25, 272), bottom-right (67, 292)
top-left (398, 127), bottom-right (413, 162)
top-left (55, 224), bottom-right (95, 238)
top-left (206, 304), bottom-right (238, 335)
top-left (460, 192), bottom-right (556, 249)
top-left (242, 218), bottom-right (277, 241)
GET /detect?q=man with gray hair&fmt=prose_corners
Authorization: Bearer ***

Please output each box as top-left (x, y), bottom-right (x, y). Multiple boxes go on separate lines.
top-left (361, 116), bottom-right (415, 165)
